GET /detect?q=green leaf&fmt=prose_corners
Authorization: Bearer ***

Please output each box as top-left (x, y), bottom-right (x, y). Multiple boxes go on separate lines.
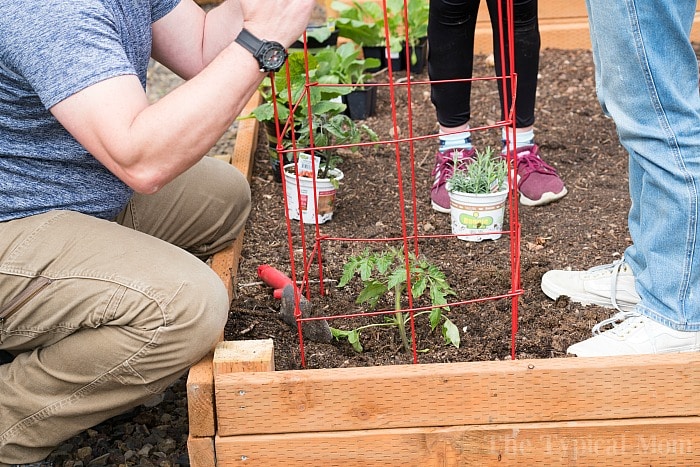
top-left (338, 257), bottom-right (361, 287)
top-left (387, 268), bottom-right (406, 291)
top-left (358, 258), bottom-right (373, 281)
top-left (331, 327), bottom-right (363, 352)
top-left (356, 281), bottom-right (388, 308)
top-left (410, 275), bottom-right (427, 299)
top-left (442, 318), bottom-right (461, 348)
top-left (429, 307), bottom-right (441, 330)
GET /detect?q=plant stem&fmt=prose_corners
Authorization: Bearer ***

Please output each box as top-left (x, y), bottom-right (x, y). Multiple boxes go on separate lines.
top-left (395, 284), bottom-right (410, 352)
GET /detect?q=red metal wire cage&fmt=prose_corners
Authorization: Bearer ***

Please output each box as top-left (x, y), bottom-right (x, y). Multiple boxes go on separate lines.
top-left (269, 0), bottom-right (522, 367)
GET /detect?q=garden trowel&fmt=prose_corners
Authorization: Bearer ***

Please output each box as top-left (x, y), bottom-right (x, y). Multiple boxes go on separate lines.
top-left (257, 264), bottom-right (332, 343)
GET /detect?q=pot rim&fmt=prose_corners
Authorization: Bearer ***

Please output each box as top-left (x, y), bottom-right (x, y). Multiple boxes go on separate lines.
top-left (283, 162), bottom-right (344, 182)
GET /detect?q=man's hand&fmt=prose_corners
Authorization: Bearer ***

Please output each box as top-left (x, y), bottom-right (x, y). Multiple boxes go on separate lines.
top-left (237, 0), bottom-right (316, 48)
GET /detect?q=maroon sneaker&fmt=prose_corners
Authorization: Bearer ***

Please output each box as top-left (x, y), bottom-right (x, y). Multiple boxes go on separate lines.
top-left (430, 147), bottom-right (476, 212)
top-left (511, 144), bottom-right (567, 206)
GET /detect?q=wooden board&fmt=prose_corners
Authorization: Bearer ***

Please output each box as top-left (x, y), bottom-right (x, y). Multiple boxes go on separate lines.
top-left (214, 352), bottom-right (700, 436)
top-left (214, 417), bottom-right (700, 466)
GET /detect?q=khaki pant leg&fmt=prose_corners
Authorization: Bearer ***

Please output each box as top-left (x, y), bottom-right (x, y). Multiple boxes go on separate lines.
top-left (115, 156), bottom-right (251, 258)
top-left (0, 158), bottom-right (249, 464)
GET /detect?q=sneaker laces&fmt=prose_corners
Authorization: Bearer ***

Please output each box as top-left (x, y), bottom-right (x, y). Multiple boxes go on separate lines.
top-left (432, 149), bottom-right (474, 185)
top-left (587, 257), bottom-right (629, 311)
top-left (591, 310), bottom-right (641, 335)
top-left (515, 145), bottom-right (560, 183)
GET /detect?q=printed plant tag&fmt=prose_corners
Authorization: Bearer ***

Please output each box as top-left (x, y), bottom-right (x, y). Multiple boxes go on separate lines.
top-left (297, 153), bottom-right (321, 178)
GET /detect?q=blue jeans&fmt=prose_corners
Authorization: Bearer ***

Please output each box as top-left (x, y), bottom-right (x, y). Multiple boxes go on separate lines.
top-left (586, 0), bottom-right (700, 330)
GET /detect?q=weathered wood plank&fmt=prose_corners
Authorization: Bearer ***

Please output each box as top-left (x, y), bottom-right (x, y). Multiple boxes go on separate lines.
top-left (215, 352), bottom-right (700, 436)
top-left (214, 417), bottom-right (700, 466)
top-left (213, 340), bottom-right (275, 377)
top-left (186, 352), bottom-right (217, 438)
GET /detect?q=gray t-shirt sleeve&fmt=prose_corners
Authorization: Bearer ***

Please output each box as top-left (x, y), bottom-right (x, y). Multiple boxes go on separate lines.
top-left (1, 0), bottom-right (180, 109)
top-left (0, 0), bottom-right (181, 221)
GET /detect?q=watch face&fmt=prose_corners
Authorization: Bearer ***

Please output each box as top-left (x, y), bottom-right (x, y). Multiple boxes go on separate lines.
top-left (261, 44), bottom-right (287, 71)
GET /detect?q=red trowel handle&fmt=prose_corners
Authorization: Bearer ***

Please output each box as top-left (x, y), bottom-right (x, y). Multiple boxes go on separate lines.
top-left (257, 264), bottom-right (295, 299)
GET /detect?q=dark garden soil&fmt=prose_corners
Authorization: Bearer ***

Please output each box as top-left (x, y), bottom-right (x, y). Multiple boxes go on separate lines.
top-left (47, 47), bottom-right (636, 466)
top-left (226, 47), bottom-right (630, 370)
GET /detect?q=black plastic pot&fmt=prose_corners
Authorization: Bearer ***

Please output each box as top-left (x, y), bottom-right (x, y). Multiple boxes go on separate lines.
top-left (386, 46), bottom-right (404, 71)
top-left (290, 30), bottom-right (339, 51)
top-left (362, 45), bottom-right (405, 72)
top-left (343, 86), bottom-right (378, 120)
top-left (362, 46), bottom-right (386, 72)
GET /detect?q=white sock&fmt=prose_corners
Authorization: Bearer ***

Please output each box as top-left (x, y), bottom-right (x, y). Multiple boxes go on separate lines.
top-left (439, 130), bottom-right (472, 152)
top-left (502, 128), bottom-right (534, 150)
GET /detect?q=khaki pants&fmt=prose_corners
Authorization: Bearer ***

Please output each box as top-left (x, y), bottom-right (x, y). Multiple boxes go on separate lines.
top-left (0, 157), bottom-right (251, 464)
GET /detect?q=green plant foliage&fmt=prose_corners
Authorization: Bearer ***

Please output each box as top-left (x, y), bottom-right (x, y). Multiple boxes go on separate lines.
top-left (314, 42), bottom-right (381, 86)
top-left (304, 23), bottom-right (336, 44)
top-left (331, 0), bottom-right (404, 51)
top-left (241, 48), bottom-right (378, 171)
top-left (447, 146), bottom-right (508, 194)
top-left (333, 247), bottom-right (459, 353)
top-left (406, 0), bottom-right (429, 46)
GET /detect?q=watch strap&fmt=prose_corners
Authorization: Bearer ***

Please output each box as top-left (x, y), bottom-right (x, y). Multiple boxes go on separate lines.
top-left (235, 28), bottom-right (263, 56)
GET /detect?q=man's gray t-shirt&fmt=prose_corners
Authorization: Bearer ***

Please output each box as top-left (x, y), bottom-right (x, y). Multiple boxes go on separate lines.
top-left (0, 0), bottom-right (180, 222)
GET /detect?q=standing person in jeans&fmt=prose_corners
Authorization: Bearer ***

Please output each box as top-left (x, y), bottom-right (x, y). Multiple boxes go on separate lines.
top-left (0, 0), bottom-right (314, 465)
top-left (428, 0), bottom-right (567, 212)
top-left (541, 1), bottom-right (700, 357)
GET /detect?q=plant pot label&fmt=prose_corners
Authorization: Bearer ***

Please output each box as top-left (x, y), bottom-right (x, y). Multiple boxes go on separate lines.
top-left (297, 153), bottom-right (320, 178)
top-left (449, 190), bottom-right (507, 242)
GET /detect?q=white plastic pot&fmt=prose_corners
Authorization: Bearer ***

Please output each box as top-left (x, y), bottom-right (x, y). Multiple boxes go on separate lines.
top-left (284, 163), bottom-right (344, 224)
top-left (448, 188), bottom-right (508, 242)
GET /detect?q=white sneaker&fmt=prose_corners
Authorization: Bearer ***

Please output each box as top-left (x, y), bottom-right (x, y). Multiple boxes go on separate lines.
top-left (567, 311), bottom-right (700, 357)
top-left (541, 258), bottom-right (640, 312)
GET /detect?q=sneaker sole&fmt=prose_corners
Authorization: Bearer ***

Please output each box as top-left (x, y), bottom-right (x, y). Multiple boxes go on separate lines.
top-left (520, 186), bottom-right (568, 207)
top-left (541, 274), bottom-right (639, 313)
top-left (431, 201), bottom-right (451, 213)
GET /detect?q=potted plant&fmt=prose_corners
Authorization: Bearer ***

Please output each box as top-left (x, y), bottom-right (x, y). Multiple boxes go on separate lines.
top-left (283, 94), bottom-right (377, 224)
top-left (284, 152), bottom-right (345, 224)
top-left (446, 146), bottom-right (509, 242)
top-left (402, 0), bottom-right (430, 73)
top-left (331, 0), bottom-right (404, 72)
top-left (241, 51), bottom-right (350, 181)
top-left (314, 42), bottom-right (381, 120)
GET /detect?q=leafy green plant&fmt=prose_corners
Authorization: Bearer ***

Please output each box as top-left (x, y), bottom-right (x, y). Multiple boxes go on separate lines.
top-left (243, 51), bottom-right (347, 133)
top-left (406, 0), bottom-right (429, 64)
top-left (286, 152), bottom-right (344, 187)
top-left (447, 146), bottom-right (508, 194)
top-left (314, 42), bottom-right (381, 86)
top-left (331, 0), bottom-right (404, 51)
top-left (332, 247), bottom-right (459, 353)
top-left (303, 22), bottom-right (337, 45)
top-left (406, 0), bottom-right (429, 44)
top-left (296, 111), bottom-right (377, 164)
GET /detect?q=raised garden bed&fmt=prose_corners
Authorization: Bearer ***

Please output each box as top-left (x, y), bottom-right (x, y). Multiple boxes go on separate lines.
top-left (191, 339), bottom-right (700, 466)
top-left (186, 78), bottom-right (700, 465)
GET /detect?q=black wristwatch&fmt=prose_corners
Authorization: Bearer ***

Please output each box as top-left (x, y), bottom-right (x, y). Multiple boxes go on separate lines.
top-left (235, 28), bottom-right (287, 73)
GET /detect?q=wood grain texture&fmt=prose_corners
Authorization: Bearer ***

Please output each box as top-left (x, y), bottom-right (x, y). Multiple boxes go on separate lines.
top-left (214, 417), bottom-right (700, 466)
top-left (214, 352), bottom-right (700, 436)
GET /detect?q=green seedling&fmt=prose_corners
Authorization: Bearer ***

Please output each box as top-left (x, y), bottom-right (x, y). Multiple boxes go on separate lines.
top-left (447, 146), bottom-right (508, 195)
top-left (332, 247), bottom-right (459, 352)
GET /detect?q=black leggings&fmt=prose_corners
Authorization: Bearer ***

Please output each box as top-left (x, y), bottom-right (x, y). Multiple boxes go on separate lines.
top-left (428, 0), bottom-right (540, 129)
